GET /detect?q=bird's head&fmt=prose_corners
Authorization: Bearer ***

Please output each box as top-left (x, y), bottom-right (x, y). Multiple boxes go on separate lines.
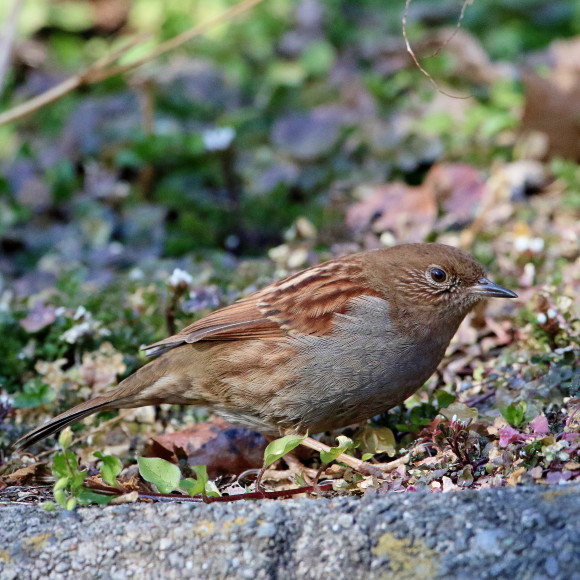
top-left (368, 243), bottom-right (517, 319)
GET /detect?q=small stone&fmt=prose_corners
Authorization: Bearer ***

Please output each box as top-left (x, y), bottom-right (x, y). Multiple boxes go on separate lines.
top-left (54, 562), bottom-right (70, 573)
top-left (335, 514), bottom-right (354, 529)
top-left (110, 569), bottom-right (127, 580)
top-left (1, 566), bottom-right (18, 580)
top-left (256, 523), bottom-right (277, 539)
top-left (159, 538), bottom-right (173, 550)
top-left (545, 556), bottom-right (559, 577)
top-left (471, 529), bottom-right (505, 555)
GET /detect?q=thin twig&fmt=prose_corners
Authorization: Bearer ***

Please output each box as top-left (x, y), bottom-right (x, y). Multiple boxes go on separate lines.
top-left (0, 0), bottom-right (22, 97)
top-left (426, 0), bottom-right (473, 58)
top-left (93, 0), bottom-right (267, 80)
top-left (402, 0), bottom-right (471, 100)
top-left (0, 0), bottom-right (268, 127)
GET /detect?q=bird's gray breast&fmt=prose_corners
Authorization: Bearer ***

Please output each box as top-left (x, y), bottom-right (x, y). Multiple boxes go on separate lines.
top-left (286, 296), bottom-right (438, 428)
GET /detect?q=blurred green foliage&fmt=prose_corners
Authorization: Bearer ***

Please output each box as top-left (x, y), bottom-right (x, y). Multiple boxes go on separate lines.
top-left (1, 0), bottom-right (577, 263)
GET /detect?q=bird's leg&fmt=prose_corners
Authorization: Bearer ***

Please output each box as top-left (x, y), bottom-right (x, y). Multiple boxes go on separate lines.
top-left (301, 436), bottom-right (409, 478)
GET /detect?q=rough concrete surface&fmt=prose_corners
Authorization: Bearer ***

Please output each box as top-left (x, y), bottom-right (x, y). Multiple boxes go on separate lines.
top-left (1, 485), bottom-right (579, 580)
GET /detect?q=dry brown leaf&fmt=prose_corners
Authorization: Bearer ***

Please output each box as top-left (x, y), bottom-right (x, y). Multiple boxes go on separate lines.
top-left (19, 302), bottom-right (56, 333)
top-left (426, 163), bottom-right (486, 228)
top-left (0, 463), bottom-right (50, 486)
top-left (347, 182), bottom-right (436, 242)
top-left (145, 416), bottom-right (268, 478)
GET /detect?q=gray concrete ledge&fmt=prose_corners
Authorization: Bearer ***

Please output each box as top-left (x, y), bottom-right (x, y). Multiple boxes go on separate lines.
top-left (1, 485), bottom-right (579, 580)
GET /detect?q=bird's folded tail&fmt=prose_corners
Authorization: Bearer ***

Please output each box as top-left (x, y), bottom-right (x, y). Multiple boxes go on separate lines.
top-left (11, 346), bottom-right (197, 451)
top-left (10, 352), bottom-right (175, 451)
top-left (10, 395), bottom-right (115, 451)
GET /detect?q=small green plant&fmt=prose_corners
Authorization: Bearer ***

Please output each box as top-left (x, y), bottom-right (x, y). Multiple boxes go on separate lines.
top-left (500, 401), bottom-right (528, 428)
top-left (12, 378), bottom-right (56, 409)
top-left (319, 435), bottom-right (356, 465)
top-left (180, 465), bottom-right (220, 497)
top-left (50, 429), bottom-right (114, 509)
top-left (262, 434), bottom-right (306, 468)
top-left (137, 457), bottom-right (220, 497)
top-left (93, 451), bottom-right (123, 488)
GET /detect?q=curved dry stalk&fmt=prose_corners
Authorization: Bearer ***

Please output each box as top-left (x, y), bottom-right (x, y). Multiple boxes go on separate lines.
top-left (402, 0), bottom-right (472, 100)
top-left (0, 0), bottom-right (23, 97)
top-left (0, 0), bottom-right (267, 127)
top-left (426, 0), bottom-right (473, 58)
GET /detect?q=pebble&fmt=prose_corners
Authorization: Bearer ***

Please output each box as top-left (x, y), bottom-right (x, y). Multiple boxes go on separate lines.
top-left (256, 523), bottom-right (277, 538)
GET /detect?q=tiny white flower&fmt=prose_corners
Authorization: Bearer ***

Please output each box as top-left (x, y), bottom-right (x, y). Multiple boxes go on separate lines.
top-left (129, 268), bottom-right (144, 281)
top-left (73, 305), bottom-right (88, 320)
top-left (202, 127), bottom-right (235, 151)
top-left (0, 392), bottom-right (12, 405)
top-left (529, 237), bottom-right (544, 252)
top-left (168, 268), bottom-right (193, 288)
top-left (514, 236), bottom-right (529, 252)
top-left (109, 241), bottom-right (124, 256)
top-left (380, 231), bottom-right (396, 247)
top-left (62, 321), bottom-right (91, 344)
top-left (536, 313), bottom-right (547, 324)
top-left (547, 308), bottom-right (557, 319)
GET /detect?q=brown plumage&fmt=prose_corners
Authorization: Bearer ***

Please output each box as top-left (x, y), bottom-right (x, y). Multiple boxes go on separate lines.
top-left (13, 243), bottom-right (516, 450)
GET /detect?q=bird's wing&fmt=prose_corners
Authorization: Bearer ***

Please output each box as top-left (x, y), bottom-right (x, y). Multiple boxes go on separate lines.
top-left (142, 257), bottom-right (380, 355)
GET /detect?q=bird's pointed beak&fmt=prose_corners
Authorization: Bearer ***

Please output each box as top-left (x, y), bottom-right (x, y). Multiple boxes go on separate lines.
top-left (470, 278), bottom-right (518, 299)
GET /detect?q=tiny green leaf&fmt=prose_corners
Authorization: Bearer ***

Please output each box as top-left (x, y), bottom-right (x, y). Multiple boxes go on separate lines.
top-left (191, 464), bottom-right (209, 484)
top-left (76, 489), bottom-right (115, 505)
top-left (54, 489), bottom-right (67, 508)
top-left (58, 427), bottom-right (73, 449)
top-left (41, 501), bottom-right (57, 512)
top-left (500, 401), bottom-right (527, 428)
top-left (179, 465), bottom-right (220, 497)
top-left (192, 465), bottom-right (221, 497)
top-left (263, 434), bottom-right (306, 467)
top-left (137, 457), bottom-right (181, 494)
top-left (181, 465), bottom-right (208, 496)
top-left (94, 452), bottom-right (123, 487)
top-left (319, 435), bottom-right (355, 465)
top-left (53, 477), bottom-right (69, 492)
top-left (180, 477), bottom-right (204, 496)
top-left (435, 390), bottom-right (456, 409)
top-left (204, 480), bottom-right (221, 498)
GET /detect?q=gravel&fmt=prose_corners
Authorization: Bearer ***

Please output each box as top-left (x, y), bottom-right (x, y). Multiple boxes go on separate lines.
top-left (1, 485), bottom-right (579, 580)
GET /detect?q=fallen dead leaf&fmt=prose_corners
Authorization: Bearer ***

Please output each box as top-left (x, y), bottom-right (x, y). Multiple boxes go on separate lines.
top-left (145, 416), bottom-right (268, 478)
top-left (19, 302), bottom-right (56, 333)
top-left (0, 463), bottom-right (51, 486)
top-left (347, 182), bottom-right (436, 242)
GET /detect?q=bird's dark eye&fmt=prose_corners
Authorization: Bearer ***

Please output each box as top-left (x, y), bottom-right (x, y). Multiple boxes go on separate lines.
top-left (429, 268), bottom-right (447, 283)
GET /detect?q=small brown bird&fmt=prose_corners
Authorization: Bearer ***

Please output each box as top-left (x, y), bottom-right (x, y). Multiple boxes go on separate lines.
top-left (14, 243), bottom-right (516, 471)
